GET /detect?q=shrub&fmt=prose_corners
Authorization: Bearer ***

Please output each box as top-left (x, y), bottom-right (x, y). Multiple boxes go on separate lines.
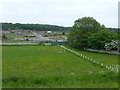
top-left (43, 35), bottom-right (48, 37)
top-left (87, 29), bottom-right (118, 49)
top-left (104, 40), bottom-right (120, 51)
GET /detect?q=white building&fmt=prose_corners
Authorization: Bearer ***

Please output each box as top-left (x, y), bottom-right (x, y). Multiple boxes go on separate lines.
top-left (47, 31), bottom-right (52, 34)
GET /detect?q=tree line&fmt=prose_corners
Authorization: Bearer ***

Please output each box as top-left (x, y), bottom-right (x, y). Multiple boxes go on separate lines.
top-left (2, 23), bottom-right (71, 31)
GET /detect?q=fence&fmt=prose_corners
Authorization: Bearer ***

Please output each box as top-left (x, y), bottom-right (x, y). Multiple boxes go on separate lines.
top-left (38, 41), bottom-right (69, 45)
top-left (59, 45), bottom-right (119, 73)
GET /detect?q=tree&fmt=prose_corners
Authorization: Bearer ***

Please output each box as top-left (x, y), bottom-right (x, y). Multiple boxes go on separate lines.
top-left (62, 32), bottom-right (65, 35)
top-left (68, 17), bottom-right (105, 49)
top-left (87, 29), bottom-right (117, 49)
top-left (2, 34), bottom-right (7, 39)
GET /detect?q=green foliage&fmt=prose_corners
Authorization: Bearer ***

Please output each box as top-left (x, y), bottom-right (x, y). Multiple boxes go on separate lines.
top-left (68, 17), bottom-right (104, 49)
top-left (53, 33), bottom-right (62, 36)
top-left (2, 23), bottom-right (71, 31)
top-left (38, 41), bottom-right (52, 45)
top-left (62, 32), bottom-right (65, 35)
top-left (87, 29), bottom-right (118, 49)
top-left (68, 17), bottom-right (118, 49)
top-left (43, 34), bottom-right (49, 37)
top-left (26, 39), bottom-right (29, 41)
top-left (2, 34), bottom-right (7, 39)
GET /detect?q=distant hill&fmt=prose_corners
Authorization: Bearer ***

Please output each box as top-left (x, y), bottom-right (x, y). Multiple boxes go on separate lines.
top-left (2, 23), bottom-right (71, 32)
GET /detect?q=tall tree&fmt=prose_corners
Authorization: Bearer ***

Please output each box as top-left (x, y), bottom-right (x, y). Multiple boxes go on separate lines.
top-left (68, 17), bottom-right (105, 49)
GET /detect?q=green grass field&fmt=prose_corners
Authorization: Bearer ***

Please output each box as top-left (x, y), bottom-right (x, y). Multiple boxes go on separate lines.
top-left (2, 46), bottom-right (118, 88)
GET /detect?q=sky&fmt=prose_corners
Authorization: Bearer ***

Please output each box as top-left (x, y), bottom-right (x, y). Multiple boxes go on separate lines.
top-left (0, 0), bottom-right (119, 28)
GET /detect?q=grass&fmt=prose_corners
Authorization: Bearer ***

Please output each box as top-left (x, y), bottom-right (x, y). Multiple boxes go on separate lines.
top-left (65, 45), bottom-right (118, 66)
top-left (2, 46), bottom-right (118, 88)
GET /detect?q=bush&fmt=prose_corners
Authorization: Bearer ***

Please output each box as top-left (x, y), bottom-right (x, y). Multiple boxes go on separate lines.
top-left (87, 29), bottom-right (118, 49)
top-left (104, 40), bottom-right (119, 51)
top-left (2, 34), bottom-right (7, 39)
top-left (43, 35), bottom-right (48, 37)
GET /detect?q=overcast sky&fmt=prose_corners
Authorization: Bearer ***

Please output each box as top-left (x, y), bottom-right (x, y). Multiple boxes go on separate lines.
top-left (0, 0), bottom-right (119, 28)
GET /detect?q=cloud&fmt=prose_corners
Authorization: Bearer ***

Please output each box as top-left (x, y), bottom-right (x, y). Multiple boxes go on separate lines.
top-left (0, 0), bottom-right (119, 27)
